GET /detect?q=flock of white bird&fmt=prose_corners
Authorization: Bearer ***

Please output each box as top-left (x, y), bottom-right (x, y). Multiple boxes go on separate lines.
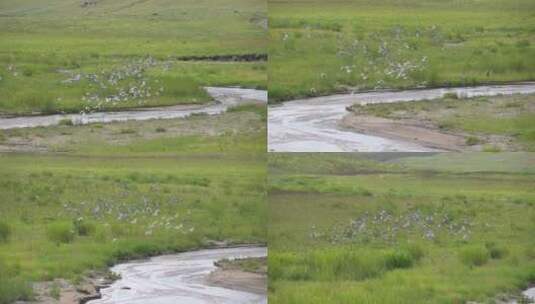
top-left (281, 24), bottom-right (449, 91)
top-left (309, 206), bottom-right (475, 245)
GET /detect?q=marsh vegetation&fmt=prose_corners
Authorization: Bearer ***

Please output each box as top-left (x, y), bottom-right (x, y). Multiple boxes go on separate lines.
top-left (269, 0), bottom-right (535, 102)
top-left (0, 154), bottom-right (267, 303)
top-left (0, 0), bottom-right (267, 114)
top-left (268, 153), bottom-right (535, 303)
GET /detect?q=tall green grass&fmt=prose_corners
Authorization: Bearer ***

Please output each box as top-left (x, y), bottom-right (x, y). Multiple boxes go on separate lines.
top-left (270, 246), bottom-right (422, 282)
top-left (268, 153), bottom-right (535, 303)
top-left (0, 0), bottom-right (267, 114)
top-left (269, 0), bottom-right (535, 102)
top-left (0, 101), bottom-right (267, 154)
top-left (0, 258), bottom-right (32, 304)
top-left (0, 154), bottom-right (267, 302)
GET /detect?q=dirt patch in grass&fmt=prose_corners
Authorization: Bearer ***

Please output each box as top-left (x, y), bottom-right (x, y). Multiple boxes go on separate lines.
top-left (15, 272), bottom-right (116, 304)
top-left (176, 53), bottom-right (267, 62)
top-left (340, 115), bottom-right (467, 151)
top-left (207, 257), bottom-right (267, 295)
top-left (343, 94), bottom-right (534, 151)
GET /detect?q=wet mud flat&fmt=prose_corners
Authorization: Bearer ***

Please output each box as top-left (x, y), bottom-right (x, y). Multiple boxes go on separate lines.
top-left (341, 115), bottom-right (471, 152)
top-left (206, 257), bottom-right (267, 295)
top-left (268, 83), bottom-right (535, 152)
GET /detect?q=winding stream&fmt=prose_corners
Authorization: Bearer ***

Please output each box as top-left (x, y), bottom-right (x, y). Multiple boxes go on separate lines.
top-left (268, 83), bottom-right (535, 152)
top-left (0, 87), bottom-right (267, 130)
top-left (88, 246), bottom-right (267, 304)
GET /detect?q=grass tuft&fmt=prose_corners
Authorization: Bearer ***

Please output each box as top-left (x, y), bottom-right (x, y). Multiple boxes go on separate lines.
top-left (58, 118), bottom-right (74, 126)
top-left (459, 245), bottom-right (490, 267)
top-left (73, 219), bottom-right (96, 237)
top-left (465, 136), bottom-right (483, 146)
top-left (0, 222), bottom-right (11, 243)
top-left (47, 222), bottom-right (75, 245)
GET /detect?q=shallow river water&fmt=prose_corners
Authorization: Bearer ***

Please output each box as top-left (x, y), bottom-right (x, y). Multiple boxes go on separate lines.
top-left (268, 83), bottom-right (535, 152)
top-left (0, 87), bottom-right (267, 130)
top-left (87, 246), bottom-right (267, 304)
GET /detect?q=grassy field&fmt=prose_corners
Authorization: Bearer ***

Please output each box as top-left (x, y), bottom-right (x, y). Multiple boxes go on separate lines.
top-left (391, 152), bottom-right (535, 174)
top-left (268, 153), bottom-right (535, 303)
top-left (0, 0), bottom-right (267, 114)
top-left (348, 93), bottom-right (535, 151)
top-left (268, 0), bottom-right (535, 102)
top-left (0, 64), bottom-right (266, 303)
top-left (0, 153), bottom-right (267, 303)
top-left (0, 103), bottom-right (267, 154)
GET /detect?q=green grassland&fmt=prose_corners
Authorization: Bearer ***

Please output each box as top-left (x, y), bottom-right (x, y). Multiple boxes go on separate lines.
top-left (0, 103), bottom-right (267, 154)
top-left (0, 72), bottom-right (267, 302)
top-left (0, 153), bottom-right (267, 303)
top-left (0, 0), bottom-right (267, 114)
top-left (268, 0), bottom-right (535, 102)
top-left (391, 152), bottom-right (535, 173)
top-left (269, 152), bottom-right (535, 175)
top-left (268, 153), bottom-right (535, 303)
top-left (348, 93), bottom-right (535, 151)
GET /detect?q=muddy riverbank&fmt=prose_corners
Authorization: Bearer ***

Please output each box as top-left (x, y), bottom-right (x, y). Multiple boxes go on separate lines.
top-left (268, 83), bottom-right (535, 152)
top-left (206, 257), bottom-right (267, 295)
top-left (87, 246), bottom-right (267, 304)
top-left (12, 246), bottom-right (267, 304)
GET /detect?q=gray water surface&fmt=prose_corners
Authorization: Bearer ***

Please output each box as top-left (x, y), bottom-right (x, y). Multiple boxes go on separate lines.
top-left (268, 83), bottom-right (535, 152)
top-left (0, 87), bottom-right (267, 130)
top-left (88, 246), bottom-right (267, 304)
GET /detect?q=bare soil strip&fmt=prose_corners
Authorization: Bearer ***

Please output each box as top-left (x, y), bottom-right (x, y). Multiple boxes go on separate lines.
top-left (340, 115), bottom-right (467, 152)
top-left (176, 53), bottom-right (267, 62)
top-left (207, 269), bottom-right (267, 295)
